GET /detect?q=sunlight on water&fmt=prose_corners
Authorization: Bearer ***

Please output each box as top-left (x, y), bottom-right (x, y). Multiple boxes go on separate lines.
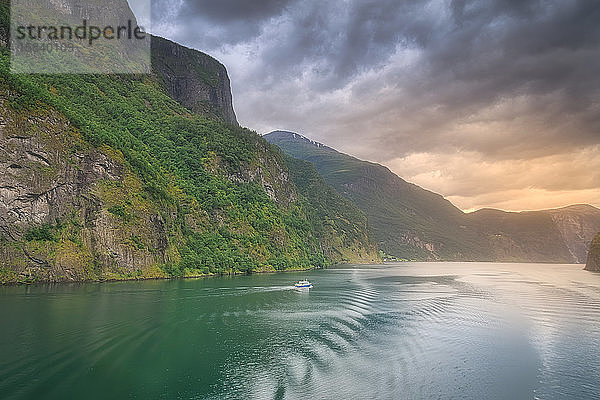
top-left (1, 263), bottom-right (600, 399)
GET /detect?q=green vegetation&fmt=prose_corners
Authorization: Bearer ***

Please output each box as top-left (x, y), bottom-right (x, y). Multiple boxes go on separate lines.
top-left (265, 130), bottom-right (480, 260)
top-left (24, 223), bottom-right (59, 242)
top-left (281, 154), bottom-right (379, 263)
top-left (0, 57), bottom-right (324, 273)
top-left (108, 205), bottom-right (132, 222)
top-left (0, 0), bottom-right (338, 279)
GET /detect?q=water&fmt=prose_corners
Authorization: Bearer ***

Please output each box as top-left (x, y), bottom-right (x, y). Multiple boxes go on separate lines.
top-left (1, 262), bottom-right (600, 399)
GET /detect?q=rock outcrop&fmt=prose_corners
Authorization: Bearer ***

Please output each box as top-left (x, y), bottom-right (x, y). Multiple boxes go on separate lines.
top-left (585, 232), bottom-right (600, 271)
top-left (548, 205), bottom-right (600, 263)
top-left (152, 36), bottom-right (238, 125)
top-left (4, 0), bottom-right (237, 121)
top-left (0, 92), bottom-right (173, 282)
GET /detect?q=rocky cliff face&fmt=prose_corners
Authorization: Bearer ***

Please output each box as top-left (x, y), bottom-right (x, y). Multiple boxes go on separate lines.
top-left (3, 0), bottom-right (236, 120)
top-left (152, 36), bottom-right (238, 125)
top-left (467, 205), bottom-right (600, 263)
top-left (0, 77), bottom-right (319, 283)
top-left (585, 232), bottom-right (600, 271)
top-left (225, 138), bottom-right (297, 207)
top-left (0, 82), bottom-right (304, 283)
top-left (0, 90), bottom-right (174, 282)
top-left (548, 205), bottom-right (600, 263)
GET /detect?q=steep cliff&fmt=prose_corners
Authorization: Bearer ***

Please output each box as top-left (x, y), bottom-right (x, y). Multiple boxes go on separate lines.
top-left (152, 36), bottom-right (238, 125)
top-left (0, 69), bottom-right (313, 284)
top-left (0, 90), bottom-right (175, 282)
top-left (468, 205), bottom-right (600, 263)
top-left (0, 1), bottom-right (383, 283)
top-left (585, 232), bottom-right (600, 271)
top-left (547, 205), bottom-right (600, 263)
top-left (465, 208), bottom-right (573, 263)
top-left (2, 0), bottom-right (236, 120)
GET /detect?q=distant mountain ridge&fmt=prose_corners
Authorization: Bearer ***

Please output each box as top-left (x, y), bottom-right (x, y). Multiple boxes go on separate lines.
top-left (466, 204), bottom-right (600, 263)
top-left (265, 130), bottom-right (600, 263)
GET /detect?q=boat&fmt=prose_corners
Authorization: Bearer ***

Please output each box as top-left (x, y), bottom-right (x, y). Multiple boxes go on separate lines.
top-left (294, 280), bottom-right (313, 289)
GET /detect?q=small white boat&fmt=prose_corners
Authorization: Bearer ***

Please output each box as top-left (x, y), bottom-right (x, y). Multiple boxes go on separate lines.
top-left (294, 280), bottom-right (313, 289)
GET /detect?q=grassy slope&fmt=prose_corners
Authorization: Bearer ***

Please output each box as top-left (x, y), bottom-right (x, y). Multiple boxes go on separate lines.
top-left (464, 209), bottom-right (572, 262)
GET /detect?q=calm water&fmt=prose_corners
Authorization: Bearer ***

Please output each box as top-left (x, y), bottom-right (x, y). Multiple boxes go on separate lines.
top-left (2, 263), bottom-right (600, 399)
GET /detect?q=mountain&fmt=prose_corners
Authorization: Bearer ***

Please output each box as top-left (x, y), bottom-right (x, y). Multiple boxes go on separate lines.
top-left (265, 130), bottom-right (600, 263)
top-left (276, 153), bottom-right (379, 264)
top-left (151, 36), bottom-right (238, 125)
top-left (0, 1), bottom-right (375, 283)
top-left (544, 205), bottom-right (600, 263)
top-left (264, 131), bottom-right (484, 260)
top-left (585, 231), bottom-right (600, 271)
top-left (466, 205), bottom-right (600, 263)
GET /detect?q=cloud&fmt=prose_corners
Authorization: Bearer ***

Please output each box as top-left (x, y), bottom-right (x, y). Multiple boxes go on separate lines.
top-left (387, 145), bottom-right (600, 210)
top-left (151, 0), bottom-right (600, 210)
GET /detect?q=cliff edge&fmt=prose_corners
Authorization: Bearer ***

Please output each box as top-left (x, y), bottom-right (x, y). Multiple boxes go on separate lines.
top-left (152, 36), bottom-right (238, 125)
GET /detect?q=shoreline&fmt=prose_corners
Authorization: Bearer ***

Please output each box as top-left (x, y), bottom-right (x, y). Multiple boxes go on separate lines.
top-left (0, 265), bottom-right (323, 287)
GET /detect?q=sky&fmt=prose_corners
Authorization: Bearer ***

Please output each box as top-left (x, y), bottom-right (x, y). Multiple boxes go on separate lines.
top-left (145, 0), bottom-right (600, 212)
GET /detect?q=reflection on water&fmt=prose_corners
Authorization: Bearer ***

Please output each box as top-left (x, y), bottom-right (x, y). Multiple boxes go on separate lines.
top-left (1, 263), bottom-right (600, 399)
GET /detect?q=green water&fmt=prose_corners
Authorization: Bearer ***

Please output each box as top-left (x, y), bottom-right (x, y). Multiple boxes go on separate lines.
top-left (2, 263), bottom-right (600, 399)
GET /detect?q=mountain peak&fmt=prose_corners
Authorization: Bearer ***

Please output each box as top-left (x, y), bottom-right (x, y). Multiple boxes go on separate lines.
top-left (265, 130), bottom-right (332, 150)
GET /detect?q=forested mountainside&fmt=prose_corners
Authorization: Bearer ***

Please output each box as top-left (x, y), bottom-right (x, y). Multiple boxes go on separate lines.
top-left (265, 131), bottom-right (600, 263)
top-left (280, 154), bottom-right (379, 264)
top-left (0, 1), bottom-right (378, 283)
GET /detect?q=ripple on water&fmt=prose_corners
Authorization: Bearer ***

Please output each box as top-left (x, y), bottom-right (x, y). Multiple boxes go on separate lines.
top-left (2, 263), bottom-right (600, 399)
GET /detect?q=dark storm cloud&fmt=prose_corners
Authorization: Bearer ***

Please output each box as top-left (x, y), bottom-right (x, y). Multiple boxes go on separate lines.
top-left (151, 0), bottom-right (600, 210)
top-left (150, 0), bottom-right (293, 47)
top-left (177, 0), bottom-right (292, 22)
top-left (360, 0), bottom-right (600, 158)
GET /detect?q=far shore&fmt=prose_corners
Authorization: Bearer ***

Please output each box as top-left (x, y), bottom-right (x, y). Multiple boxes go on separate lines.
top-left (3, 260), bottom-right (591, 286)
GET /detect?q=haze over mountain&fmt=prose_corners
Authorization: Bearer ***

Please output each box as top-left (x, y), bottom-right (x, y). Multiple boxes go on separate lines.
top-left (265, 130), bottom-right (600, 263)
